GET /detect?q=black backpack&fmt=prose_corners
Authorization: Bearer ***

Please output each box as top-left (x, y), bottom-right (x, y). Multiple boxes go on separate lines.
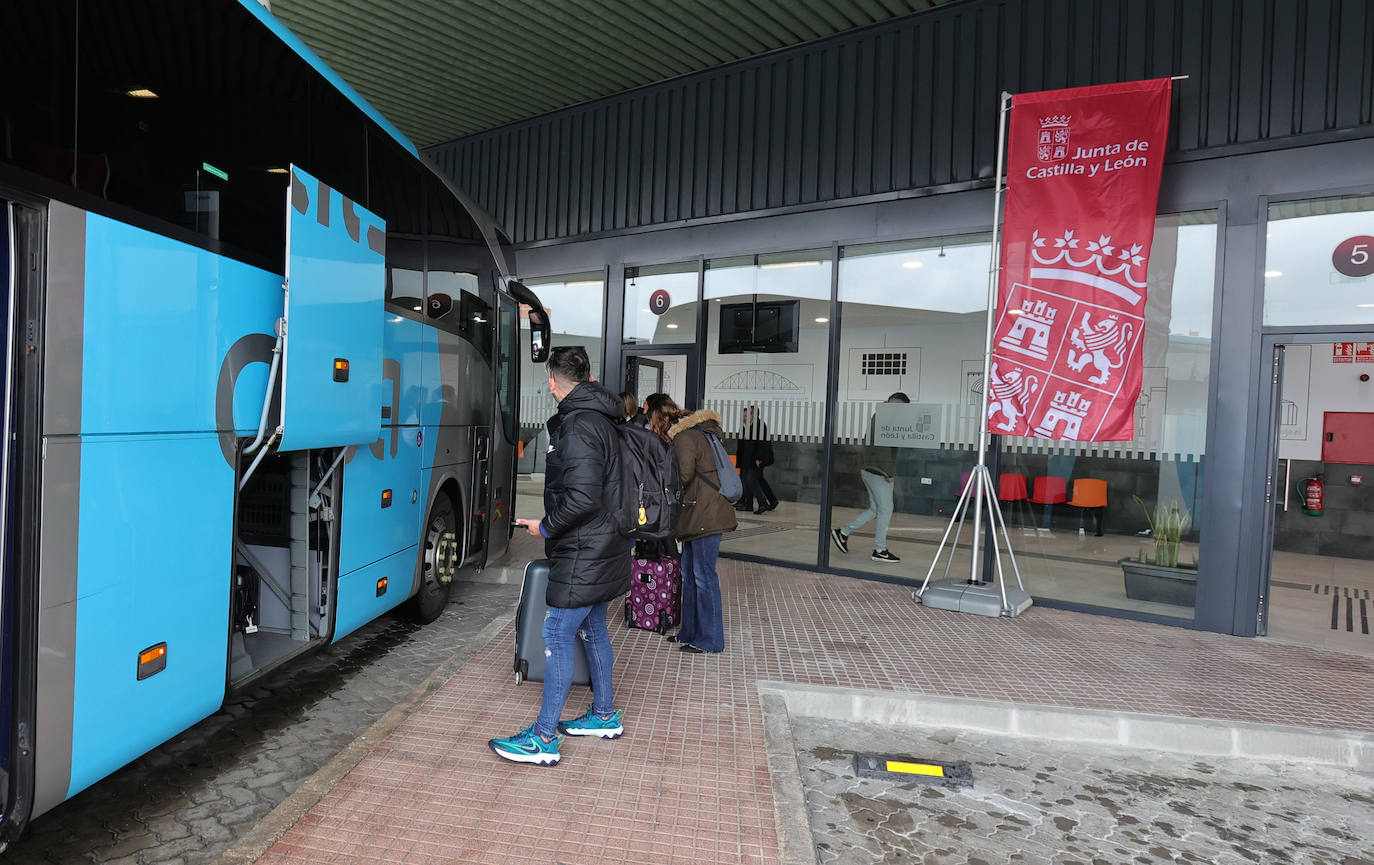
top-left (615, 422), bottom-right (683, 541)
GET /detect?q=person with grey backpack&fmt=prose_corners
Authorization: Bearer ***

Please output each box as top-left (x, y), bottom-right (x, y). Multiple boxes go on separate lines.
top-left (657, 401), bottom-right (739, 654)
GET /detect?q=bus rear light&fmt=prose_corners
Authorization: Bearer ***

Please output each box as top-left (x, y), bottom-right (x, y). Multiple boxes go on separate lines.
top-left (137, 643), bottom-right (167, 680)
top-left (376, 577), bottom-right (388, 596)
top-left (333, 358), bottom-right (349, 381)
top-left (381, 489), bottom-right (393, 508)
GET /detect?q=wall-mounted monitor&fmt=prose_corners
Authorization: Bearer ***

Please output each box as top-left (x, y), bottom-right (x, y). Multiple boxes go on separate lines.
top-left (719, 299), bottom-right (800, 354)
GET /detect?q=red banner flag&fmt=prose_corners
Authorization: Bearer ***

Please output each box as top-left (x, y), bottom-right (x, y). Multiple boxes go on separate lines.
top-left (988, 79), bottom-right (1172, 441)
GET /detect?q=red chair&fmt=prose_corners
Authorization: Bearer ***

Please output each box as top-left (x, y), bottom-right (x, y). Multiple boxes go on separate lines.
top-left (1028, 476), bottom-right (1068, 530)
top-left (1067, 478), bottom-right (1108, 536)
top-left (998, 473), bottom-right (1028, 502)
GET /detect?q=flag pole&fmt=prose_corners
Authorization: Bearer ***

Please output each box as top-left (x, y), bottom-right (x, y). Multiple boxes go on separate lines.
top-left (915, 90), bottom-right (1032, 618)
top-left (976, 91), bottom-right (1012, 467)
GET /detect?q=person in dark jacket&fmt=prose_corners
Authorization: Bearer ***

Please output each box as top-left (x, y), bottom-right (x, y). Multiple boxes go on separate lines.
top-left (831, 392), bottom-right (909, 564)
top-left (736, 405), bottom-right (778, 515)
top-left (492, 346), bottom-right (630, 766)
top-left (665, 407), bottom-right (737, 654)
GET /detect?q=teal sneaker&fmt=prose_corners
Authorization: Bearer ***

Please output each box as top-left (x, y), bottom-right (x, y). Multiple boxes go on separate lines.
top-left (488, 724), bottom-right (562, 765)
top-left (558, 707), bottom-right (625, 739)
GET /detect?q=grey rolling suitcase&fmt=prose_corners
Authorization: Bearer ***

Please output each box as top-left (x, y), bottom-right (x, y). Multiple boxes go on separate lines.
top-left (514, 559), bottom-right (591, 686)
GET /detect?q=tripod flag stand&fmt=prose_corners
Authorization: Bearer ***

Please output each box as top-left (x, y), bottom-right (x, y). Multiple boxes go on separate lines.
top-left (914, 91), bottom-right (1033, 618)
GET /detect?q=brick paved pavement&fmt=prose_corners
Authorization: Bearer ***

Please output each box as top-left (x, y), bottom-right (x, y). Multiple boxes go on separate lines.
top-left (4, 578), bottom-right (520, 865)
top-left (253, 558), bottom-right (1374, 865)
top-left (793, 716), bottom-right (1374, 864)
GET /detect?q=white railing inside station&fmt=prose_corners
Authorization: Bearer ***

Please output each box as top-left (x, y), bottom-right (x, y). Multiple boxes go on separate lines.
top-left (520, 392), bottom-right (558, 429)
top-left (523, 392), bottom-right (1204, 462)
top-left (705, 397), bottom-right (1204, 462)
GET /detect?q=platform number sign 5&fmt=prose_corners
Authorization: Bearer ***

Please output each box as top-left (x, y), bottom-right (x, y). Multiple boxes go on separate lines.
top-left (649, 289), bottom-right (671, 315)
top-left (1333, 235), bottom-right (1374, 279)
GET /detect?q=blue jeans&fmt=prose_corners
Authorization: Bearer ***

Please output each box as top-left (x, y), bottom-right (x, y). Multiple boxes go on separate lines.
top-left (535, 602), bottom-right (615, 739)
top-left (843, 470), bottom-right (894, 550)
top-left (678, 534), bottom-right (725, 653)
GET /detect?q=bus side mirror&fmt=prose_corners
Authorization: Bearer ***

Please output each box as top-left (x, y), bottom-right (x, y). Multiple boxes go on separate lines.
top-left (506, 279), bottom-right (551, 364)
top-left (527, 306), bottom-right (550, 364)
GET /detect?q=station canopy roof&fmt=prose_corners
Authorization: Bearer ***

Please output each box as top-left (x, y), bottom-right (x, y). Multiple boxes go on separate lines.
top-left (270, 0), bottom-right (954, 147)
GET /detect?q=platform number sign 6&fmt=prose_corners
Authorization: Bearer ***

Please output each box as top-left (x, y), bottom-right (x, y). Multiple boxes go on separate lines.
top-left (1333, 235), bottom-right (1374, 279)
top-left (649, 289), bottom-right (671, 315)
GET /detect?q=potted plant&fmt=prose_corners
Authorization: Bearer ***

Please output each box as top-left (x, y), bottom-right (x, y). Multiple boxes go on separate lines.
top-left (1119, 496), bottom-right (1197, 606)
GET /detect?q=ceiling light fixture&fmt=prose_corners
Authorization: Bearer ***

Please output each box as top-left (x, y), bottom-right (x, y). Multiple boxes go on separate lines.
top-left (666, 323), bottom-right (679, 329)
top-left (266, 167), bottom-right (288, 174)
top-left (759, 260), bottom-right (820, 269)
top-left (1264, 270), bottom-right (1283, 278)
top-left (125, 88), bottom-right (158, 98)
top-left (902, 260), bottom-right (924, 269)
top-left (814, 317), bottom-right (829, 323)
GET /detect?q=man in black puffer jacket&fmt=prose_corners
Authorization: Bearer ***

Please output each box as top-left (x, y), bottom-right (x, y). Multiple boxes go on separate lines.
top-left (493, 346), bottom-right (630, 766)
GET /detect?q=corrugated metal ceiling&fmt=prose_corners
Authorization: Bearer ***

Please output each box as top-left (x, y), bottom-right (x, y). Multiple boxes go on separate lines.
top-left (268, 0), bottom-right (954, 146)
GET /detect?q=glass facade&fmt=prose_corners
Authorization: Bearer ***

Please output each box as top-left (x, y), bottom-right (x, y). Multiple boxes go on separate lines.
top-left (518, 271), bottom-right (605, 461)
top-left (827, 233), bottom-right (991, 580)
top-left (703, 249), bottom-right (833, 565)
top-left (588, 210), bottom-right (1221, 622)
top-left (999, 212), bottom-right (1218, 619)
top-left (624, 261), bottom-right (699, 345)
top-left (1265, 194), bottom-right (1374, 327)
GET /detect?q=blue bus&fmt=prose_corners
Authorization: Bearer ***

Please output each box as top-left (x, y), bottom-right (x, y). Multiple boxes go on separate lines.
top-left (0, 0), bottom-right (550, 844)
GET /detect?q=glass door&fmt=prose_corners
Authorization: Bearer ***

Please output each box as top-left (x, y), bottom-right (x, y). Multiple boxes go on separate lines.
top-left (1260, 336), bottom-right (1374, 656)
top-left (623, 348), bottom-right (696, 411)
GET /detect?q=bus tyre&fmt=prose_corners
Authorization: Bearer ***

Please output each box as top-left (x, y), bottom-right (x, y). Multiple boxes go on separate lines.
top-left (406, 495), bottom-right (459, 623)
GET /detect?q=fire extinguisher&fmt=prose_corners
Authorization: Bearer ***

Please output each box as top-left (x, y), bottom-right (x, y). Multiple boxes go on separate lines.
top-left (1300, 475), bottom-right (1324, 516)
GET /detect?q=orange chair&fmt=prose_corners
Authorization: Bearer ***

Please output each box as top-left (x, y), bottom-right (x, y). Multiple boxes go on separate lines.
top-left (1067, 478), bottom-right (1108, 536)
top-left (1028, 476), bottom-right (1068, 530)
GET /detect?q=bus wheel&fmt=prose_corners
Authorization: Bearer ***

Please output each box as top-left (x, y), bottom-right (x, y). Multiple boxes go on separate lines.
top-left (407, 494), bottom-right (459, 623)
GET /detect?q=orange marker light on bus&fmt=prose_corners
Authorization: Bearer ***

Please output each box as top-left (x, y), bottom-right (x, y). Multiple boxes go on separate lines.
top-left (137, 642), bottom-right (168, 680)
top-left (376, 576), bottom-right (388, 597)
top-left (333, 358), bottom-right (350, 382)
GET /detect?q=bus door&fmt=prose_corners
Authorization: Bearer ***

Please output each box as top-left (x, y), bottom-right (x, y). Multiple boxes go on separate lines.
top-left (485, 292), bottom-right (520, 560)
top-left (1, 197), bottom-right (42, 846)
top-left (468, 432), bottom-right (490, 566)
top-left (0, 199), bottom-right (15, 841)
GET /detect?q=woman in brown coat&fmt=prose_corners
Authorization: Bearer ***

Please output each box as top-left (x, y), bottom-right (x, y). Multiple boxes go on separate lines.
top-left (660, 406), bottom-right (737, 653)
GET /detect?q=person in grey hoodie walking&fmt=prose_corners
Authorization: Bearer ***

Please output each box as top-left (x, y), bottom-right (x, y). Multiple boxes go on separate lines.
top-left (831, 392), bottom-right (909, 563)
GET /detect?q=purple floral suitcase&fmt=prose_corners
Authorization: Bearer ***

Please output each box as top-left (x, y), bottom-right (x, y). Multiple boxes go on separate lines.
top-left (624, 552), bottom-right (682, 634)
